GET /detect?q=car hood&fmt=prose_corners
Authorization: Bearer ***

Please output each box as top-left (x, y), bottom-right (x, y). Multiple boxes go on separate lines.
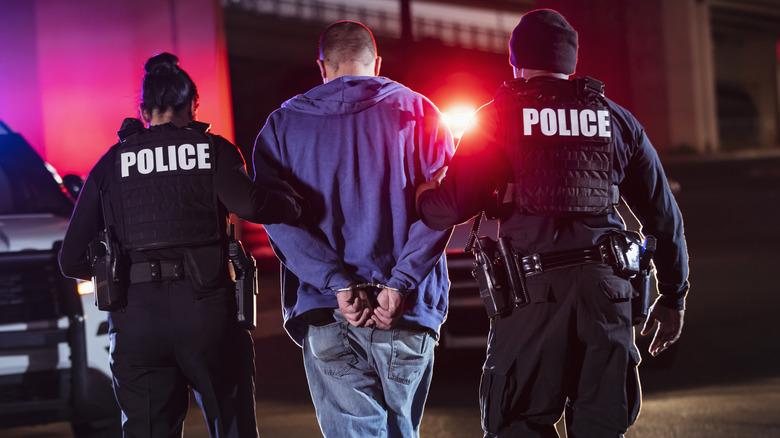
top-left (0, 214), bottom-right (70, 252)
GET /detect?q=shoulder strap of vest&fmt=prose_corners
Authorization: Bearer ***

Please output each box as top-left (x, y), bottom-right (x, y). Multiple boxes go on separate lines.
top-left (575, 76), bottom-right (605, 98)
top-left (496, 78), bottom-right (536, 99)
top-left (116, 118), bottom-right (146, 143)
top-left (186, 120), bottom-right (212, 133)
top-left (573, 76), bottom-right (620, 206)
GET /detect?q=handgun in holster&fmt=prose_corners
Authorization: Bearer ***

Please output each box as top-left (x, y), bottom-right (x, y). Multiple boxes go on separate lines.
top-left (630, 235), bottom-right (656, 326)
top-left (471, 236), bottom-right (511, 318)
top-left (228, 225), bottom-right (258, 330)
top-left (88, 229), bottom-right (127, 312)
top-left (497, 236), bottom-right (530, 309)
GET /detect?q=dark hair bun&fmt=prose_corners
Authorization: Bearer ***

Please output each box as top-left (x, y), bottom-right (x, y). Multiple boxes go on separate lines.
top-left (144, 52), bottom-right (180, 76)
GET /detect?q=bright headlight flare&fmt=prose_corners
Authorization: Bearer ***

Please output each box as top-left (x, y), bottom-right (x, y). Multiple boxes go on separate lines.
top-left (77, 280), bottom-right (94, 295)
top-left (44, 162), bottom-right (64, 184)
top-left (442, 105), bottom-right (477, 140)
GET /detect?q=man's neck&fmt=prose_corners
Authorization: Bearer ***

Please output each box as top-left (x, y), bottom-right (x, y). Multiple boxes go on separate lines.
top-left (321, 60), bottom-right (377, 83)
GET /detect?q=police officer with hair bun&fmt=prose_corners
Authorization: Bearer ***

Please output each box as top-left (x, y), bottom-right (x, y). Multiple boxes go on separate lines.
top-left (60, 52), bottom-right (304, 437)
top-left (416, 9), bottom-right (690, 438)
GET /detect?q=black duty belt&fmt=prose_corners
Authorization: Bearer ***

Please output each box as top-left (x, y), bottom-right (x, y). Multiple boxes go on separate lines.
top-left (129, 259), bottom-right (186, 283)
top-left (520, 242), bottom-right (616, 277)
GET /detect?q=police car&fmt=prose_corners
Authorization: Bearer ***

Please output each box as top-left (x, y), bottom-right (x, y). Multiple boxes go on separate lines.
top-left (0, 121), bottom-right (121, 436)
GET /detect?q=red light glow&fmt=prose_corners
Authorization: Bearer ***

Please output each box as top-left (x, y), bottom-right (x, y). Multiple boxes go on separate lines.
top-left (0, 0), bottom-right (233, 178)
top-left (442, 105), bottom-right (477, 139)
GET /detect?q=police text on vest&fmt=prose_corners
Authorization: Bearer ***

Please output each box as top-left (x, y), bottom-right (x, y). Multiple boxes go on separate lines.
top-left (522, 108), bottom-right (611, 137)
top-left (120, 143), bottom-right (211, 177)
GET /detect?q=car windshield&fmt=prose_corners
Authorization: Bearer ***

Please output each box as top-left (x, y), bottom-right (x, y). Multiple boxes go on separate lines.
top-left (0, 129), bottom-right (74, 218)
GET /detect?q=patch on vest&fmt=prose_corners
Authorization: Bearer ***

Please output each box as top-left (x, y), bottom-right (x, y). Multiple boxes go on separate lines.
top-left (522, 108), bottom-right (611, 138)
top-left (119, 143), bottom-right (212, 178)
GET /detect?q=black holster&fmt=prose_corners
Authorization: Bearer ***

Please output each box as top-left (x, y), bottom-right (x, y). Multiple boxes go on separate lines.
top-left (88, 232), bottom-right (127, 312)
top-left (606, 230), bottom-right (656, 325)
top-left (229, 238), bottom-right (258, 330)
top-left (629, 235), bottom-right (656, 326)
top-left (606, 230), bottom-right (642, 278)
top-left (471, 236), bottom-right (529, 318)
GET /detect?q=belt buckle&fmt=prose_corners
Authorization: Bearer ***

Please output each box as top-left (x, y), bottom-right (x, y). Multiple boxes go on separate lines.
top-left (524, 253), bottom-right (543, 276)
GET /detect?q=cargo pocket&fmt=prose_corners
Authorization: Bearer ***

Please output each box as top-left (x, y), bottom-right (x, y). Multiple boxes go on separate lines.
top-left (626, 346), bottom-right (642, 427)
top-left (598, 276), bottom-right (636, 302)
top-left (389, 329), bottom-right (432, 385)
top-left (480, 350), bottom-right (515, 434)
top-left (306, 322), bottom-right (358, 377)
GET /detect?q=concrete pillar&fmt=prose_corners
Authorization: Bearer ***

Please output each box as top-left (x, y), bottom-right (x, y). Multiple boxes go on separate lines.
top-left (534, 0), bottom-right (720, 154)
top-left (660, 0), bottom-right (718, 153)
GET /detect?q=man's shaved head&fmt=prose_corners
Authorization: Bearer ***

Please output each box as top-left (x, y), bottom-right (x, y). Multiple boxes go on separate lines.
top-left (318, 21), bottom-right (377, 70)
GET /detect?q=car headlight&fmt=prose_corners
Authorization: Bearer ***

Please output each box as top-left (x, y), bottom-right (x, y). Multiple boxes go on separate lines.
top-left (77, 280), bottom-right (94, 295)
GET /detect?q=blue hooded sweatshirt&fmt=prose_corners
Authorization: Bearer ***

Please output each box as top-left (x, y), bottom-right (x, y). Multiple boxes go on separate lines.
top-left (253, 76), bottom-right (454, 345)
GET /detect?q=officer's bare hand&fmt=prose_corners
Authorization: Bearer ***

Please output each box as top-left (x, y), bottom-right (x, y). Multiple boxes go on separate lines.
top-left (371, 288), bottom-right (404, 330)
top-left (337, 288), bottom-right (375, 328)
top-left (415, 166), bottom-right (448, 205)
top-left (641, 303), bottom-right (684, 356)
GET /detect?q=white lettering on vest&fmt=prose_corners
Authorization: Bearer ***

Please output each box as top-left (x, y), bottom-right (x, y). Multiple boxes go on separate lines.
top-left (197, 143), bottom-right (211, 170)
top-left (120, 143), bottom-right (211, 177)
top-left (540, 108), bottom-right (557, 136)
top-left (569, 109), bottom-right (579, 136)
top-left (522, 108), bottom-right (538, 135)
top-left (137, 149), bottom-right (154, 174)
top-left (154, 147), bottom-right (169, 172)
top-left (597, 110), bottom-right (611, 137)
top-left (120, 152), bottom-right (136, 178)
top-left (522, 108), bottom-right (611, 138)
top-left (167, 145), bottom-right (178, 171)
top-left (178, 144), bottom-right (196, 170)
top-left (557, 109), bottom-right (571, 136)
top-left (580, 110), bottom-right (597, 137)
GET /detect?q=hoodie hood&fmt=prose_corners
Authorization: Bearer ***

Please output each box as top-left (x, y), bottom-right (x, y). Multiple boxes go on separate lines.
top-left (282, 76), bottom-right (405, 116)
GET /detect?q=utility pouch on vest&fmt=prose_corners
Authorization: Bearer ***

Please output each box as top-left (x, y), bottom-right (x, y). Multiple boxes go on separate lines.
top-left (630, 235), bottom-right (656, 326)
top-left (228, 225), bottom-right (258, 330)
top-left (90, 192), bottom-right (127, 311)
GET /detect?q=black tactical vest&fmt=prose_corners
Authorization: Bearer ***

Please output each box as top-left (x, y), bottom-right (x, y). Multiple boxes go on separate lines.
top-left (113, 121), bottom-right (222, 251)
top-left (496, 77), bottom-right (619, 217)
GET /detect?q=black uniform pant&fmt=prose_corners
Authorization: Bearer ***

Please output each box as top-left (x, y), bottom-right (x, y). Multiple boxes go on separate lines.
top-left (108, 279), bottom-right (258, 438)
top-left (480, 264), bottom-right (641, 438)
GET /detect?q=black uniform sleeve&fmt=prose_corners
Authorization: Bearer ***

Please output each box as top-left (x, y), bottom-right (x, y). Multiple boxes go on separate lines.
top-left (213, 137), bottom-right (303, 224)
top-left (59, 160), bottom-right (108, 281)
top-left (417, 102), bottom-right (513, 230)
top-left (616, 109), bottom-right (690, 310)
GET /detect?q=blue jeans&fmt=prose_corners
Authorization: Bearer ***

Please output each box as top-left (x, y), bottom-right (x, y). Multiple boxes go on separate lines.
top-left (302, 311), bottom-right (436, 438)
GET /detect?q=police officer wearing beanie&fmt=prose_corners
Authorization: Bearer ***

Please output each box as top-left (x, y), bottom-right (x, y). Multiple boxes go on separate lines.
top-left (59, 53), bottom-right (304, 437)
top-left (416, 9), bottom-right (689, 438)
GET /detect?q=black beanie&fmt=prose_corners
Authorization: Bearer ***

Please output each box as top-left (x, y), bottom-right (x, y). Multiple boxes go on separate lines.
top-left (509, 9), bottom-right (578, 74)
